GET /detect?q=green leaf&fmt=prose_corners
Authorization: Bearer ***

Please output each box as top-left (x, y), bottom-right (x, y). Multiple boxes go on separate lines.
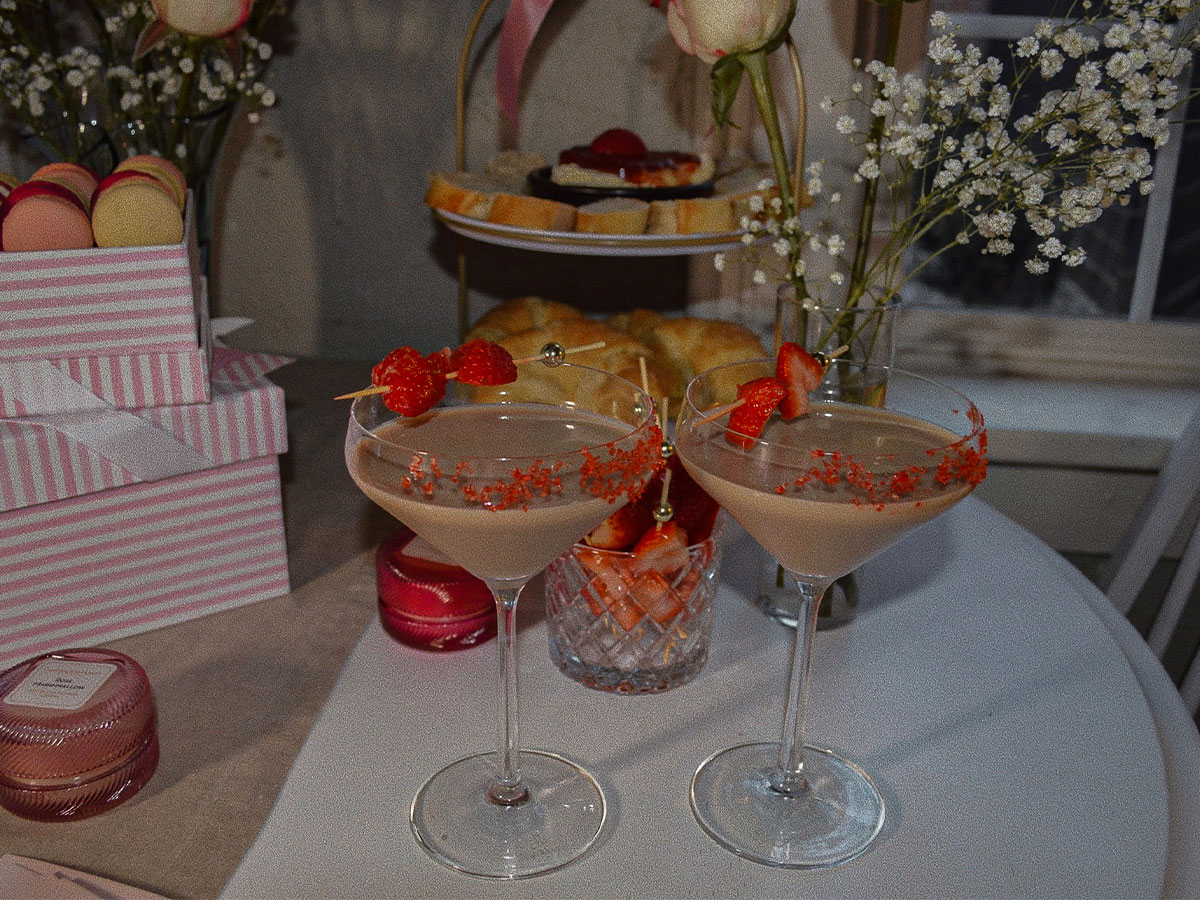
top-left (710, 55), bottom-right (745, 130)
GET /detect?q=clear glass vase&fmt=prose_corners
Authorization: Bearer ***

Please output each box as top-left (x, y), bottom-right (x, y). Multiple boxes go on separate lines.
top-left (758, 288), bottom-right (900, 630)
top-left (111, 103), bottom-right (238, 276)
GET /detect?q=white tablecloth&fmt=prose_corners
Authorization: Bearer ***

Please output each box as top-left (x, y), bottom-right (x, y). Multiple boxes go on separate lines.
top-left (222, 498), bottom-right (1198, 898)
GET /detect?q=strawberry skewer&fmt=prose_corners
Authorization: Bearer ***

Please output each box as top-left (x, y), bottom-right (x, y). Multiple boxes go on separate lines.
top-left (694, 344), bottom-right (849, 440)
top-left (334, 340), bottom-right (607, 402)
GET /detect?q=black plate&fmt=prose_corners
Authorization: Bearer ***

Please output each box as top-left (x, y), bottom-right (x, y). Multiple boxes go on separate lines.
top-left (526, 166), bottom-right (715, 207)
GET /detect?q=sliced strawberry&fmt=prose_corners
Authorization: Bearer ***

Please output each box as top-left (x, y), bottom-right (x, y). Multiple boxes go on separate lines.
top-left (630, 570), bottom-right (685, 625)
top-left (776, 342), bottom-right (824, 419)
top-left (449, 339), bottom-right (517, 386)
top-left (590, 573), bottom-right (643, 631)
top-left (631, 521), bottom-right (691, 577)
top-left (372, 346), bottom-right (447, 416)
top-left (590, 128), bottom-right (647, 158)
top-left (584, 500), bottom-right (654, 551)
top-left (726, 377), bottom-right (786, 449)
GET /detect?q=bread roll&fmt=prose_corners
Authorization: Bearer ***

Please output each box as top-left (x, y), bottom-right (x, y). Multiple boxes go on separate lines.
top-left (615, 310), bottom-right (766, 406)
top-left (487, 193), bottom-right (576, 231)
top-left (646, 197), bottom-right (735, 235)
top-left (467, 297), bottom-right (588, 343)
top-left (575, 197), bottom-right (650, 235)
top-left (424, 171), bottom-right (504, 219)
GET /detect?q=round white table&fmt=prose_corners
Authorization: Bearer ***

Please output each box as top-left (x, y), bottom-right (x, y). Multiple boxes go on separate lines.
top-left (221, 498), bottom-right (1200, 898)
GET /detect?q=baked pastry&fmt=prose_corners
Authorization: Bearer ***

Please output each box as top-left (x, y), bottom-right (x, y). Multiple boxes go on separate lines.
top-left (611, 310), bottom-right (766, 405)
top-left (646, 196), bottom-right (736, 235)
top-left (714, 160), bottom-right (776, 226)
top-left (424, 171), bottom-right (505, 219)
top-left (486, 193), bottom-right (576, 231)
top-left (467, 296), bottom-right (588, 343)
top-left (554, 128), bottom-right (714, 189)
top-left (574, 197), bottom-right (650, 235)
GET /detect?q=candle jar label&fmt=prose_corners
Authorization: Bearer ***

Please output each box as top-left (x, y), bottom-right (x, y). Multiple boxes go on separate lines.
top-left (3, 659), bottom-right (118, 711)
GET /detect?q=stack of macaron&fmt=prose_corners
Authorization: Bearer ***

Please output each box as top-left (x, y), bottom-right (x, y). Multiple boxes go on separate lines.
top-left (0, 155), bottom-right (188, 252)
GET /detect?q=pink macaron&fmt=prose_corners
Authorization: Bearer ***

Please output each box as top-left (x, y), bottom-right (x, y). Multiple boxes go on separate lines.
top-left (0, 180), bottom-right (94, 252)
top-left (31, 162), bottom-right (100, 212)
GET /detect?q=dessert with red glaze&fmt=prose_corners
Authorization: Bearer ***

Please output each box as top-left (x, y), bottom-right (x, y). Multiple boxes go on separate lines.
top-left (552, 128), bottom-right (714, 189)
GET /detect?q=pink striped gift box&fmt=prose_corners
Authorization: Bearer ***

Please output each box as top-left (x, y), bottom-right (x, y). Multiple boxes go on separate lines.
top-left (0, 454), bottom-right (289, 667)
top-left (0, 348), bottom-right (291, 662)
top-left (0, 347), bottom-right (288, 513)
top-left (0, 198), bottom-right (209, 416)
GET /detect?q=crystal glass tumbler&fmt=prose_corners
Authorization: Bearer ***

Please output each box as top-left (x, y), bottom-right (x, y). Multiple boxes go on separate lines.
top-left (545, 524), bottom-right (722, 694)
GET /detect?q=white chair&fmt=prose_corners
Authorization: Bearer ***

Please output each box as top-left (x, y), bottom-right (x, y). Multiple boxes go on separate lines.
top-left (1100, 402), bottom-right (1200, 714)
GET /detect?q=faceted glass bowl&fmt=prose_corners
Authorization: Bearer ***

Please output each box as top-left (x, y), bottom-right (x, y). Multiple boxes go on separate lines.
top-left (545, 521), bottom-right (722, 694)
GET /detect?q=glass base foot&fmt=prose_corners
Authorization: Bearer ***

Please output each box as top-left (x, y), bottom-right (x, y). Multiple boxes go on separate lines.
top-left (410, 750), bottom-right (605, 879)
top-left (690, 742), bottom-right (884, 869)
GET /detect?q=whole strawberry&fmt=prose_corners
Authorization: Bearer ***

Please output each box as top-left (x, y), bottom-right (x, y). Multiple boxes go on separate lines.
top-left (449, 339), bottom-right (518, 386)
top-left (372, 346), bottom-right (447, 417)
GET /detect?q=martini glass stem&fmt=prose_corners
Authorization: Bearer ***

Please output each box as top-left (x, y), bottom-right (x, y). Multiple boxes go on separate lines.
top-left (487, 585), bottom-right (528, 806)
top-left (771, 577), bottom-right (832, 795)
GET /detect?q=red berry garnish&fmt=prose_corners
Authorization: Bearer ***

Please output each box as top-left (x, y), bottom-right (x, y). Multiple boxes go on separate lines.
top-left (776, 342), bottom-right (825, 419)
top-left (589, 128), bottom-right (648, 158)
top-left (372, 346), bottom-right (447, 416)
top-left (585, 499), bottom-right (655, 551)
top-left (449, 339), bottom-right (518, 386)
top-left (631, 521), bottom-right (691, 577)
top-left (726, 377), bottom-right (786, 449)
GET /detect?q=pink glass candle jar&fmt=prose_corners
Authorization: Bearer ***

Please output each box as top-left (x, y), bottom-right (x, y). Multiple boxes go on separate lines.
top-left (0, 648), bottom-right (159, 822)
top-left (375, 529), bottom-right (497, 650)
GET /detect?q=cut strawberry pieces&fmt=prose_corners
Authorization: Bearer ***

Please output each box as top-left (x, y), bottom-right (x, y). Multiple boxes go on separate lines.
top-left (449, 339), bottom-right (518, 386)
top-left (630, 570), bottom-right (685, 625)
top-left (372, 346), bottom-right (448, 417)
top-left (726, 376), bottom-right (786, 449)
top-left (631, 521), bottom-right (691, 578)
top-left (776, 342), bottom-right (824, 419)
top-left (584, 500), bottom-right (655, 550)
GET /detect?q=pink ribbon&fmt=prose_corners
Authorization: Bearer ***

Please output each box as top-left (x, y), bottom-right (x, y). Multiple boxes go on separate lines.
top-left (496, 0), bottom-right (558, 127)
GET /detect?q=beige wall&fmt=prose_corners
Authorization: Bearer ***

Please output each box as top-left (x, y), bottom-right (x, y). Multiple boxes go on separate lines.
top-left (207, 0), bottom-right (864, 360)
top-left (0, 1), bottom-right (866, 361)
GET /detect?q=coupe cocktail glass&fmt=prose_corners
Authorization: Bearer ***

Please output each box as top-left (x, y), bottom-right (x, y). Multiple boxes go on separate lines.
top-left (675, 360), bottom-right (986, 868)
top-left (345, 363), bottom-right (659, 878)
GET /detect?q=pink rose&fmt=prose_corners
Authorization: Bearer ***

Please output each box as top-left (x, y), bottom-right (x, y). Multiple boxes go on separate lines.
top-left (666, 0), bottom-right (795, 65)
top-left (152, 0), bottom-right (252, 37)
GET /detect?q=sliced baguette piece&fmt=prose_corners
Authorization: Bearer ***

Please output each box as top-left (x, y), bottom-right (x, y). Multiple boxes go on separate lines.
top-left (715, 160), bottom-right (776, 226)
top-left (647, 196), bottom-right (735, 235)
top-left (646, 200), bottom-right (677, 235)
top-left (575, 197), bottom-right (650, 234)
top-left (674, 196), bottom-right (736, 234)
top-left (486, 193), bottom-right (576, 231)
top-left (425, 171), bottom-right (505, 219)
